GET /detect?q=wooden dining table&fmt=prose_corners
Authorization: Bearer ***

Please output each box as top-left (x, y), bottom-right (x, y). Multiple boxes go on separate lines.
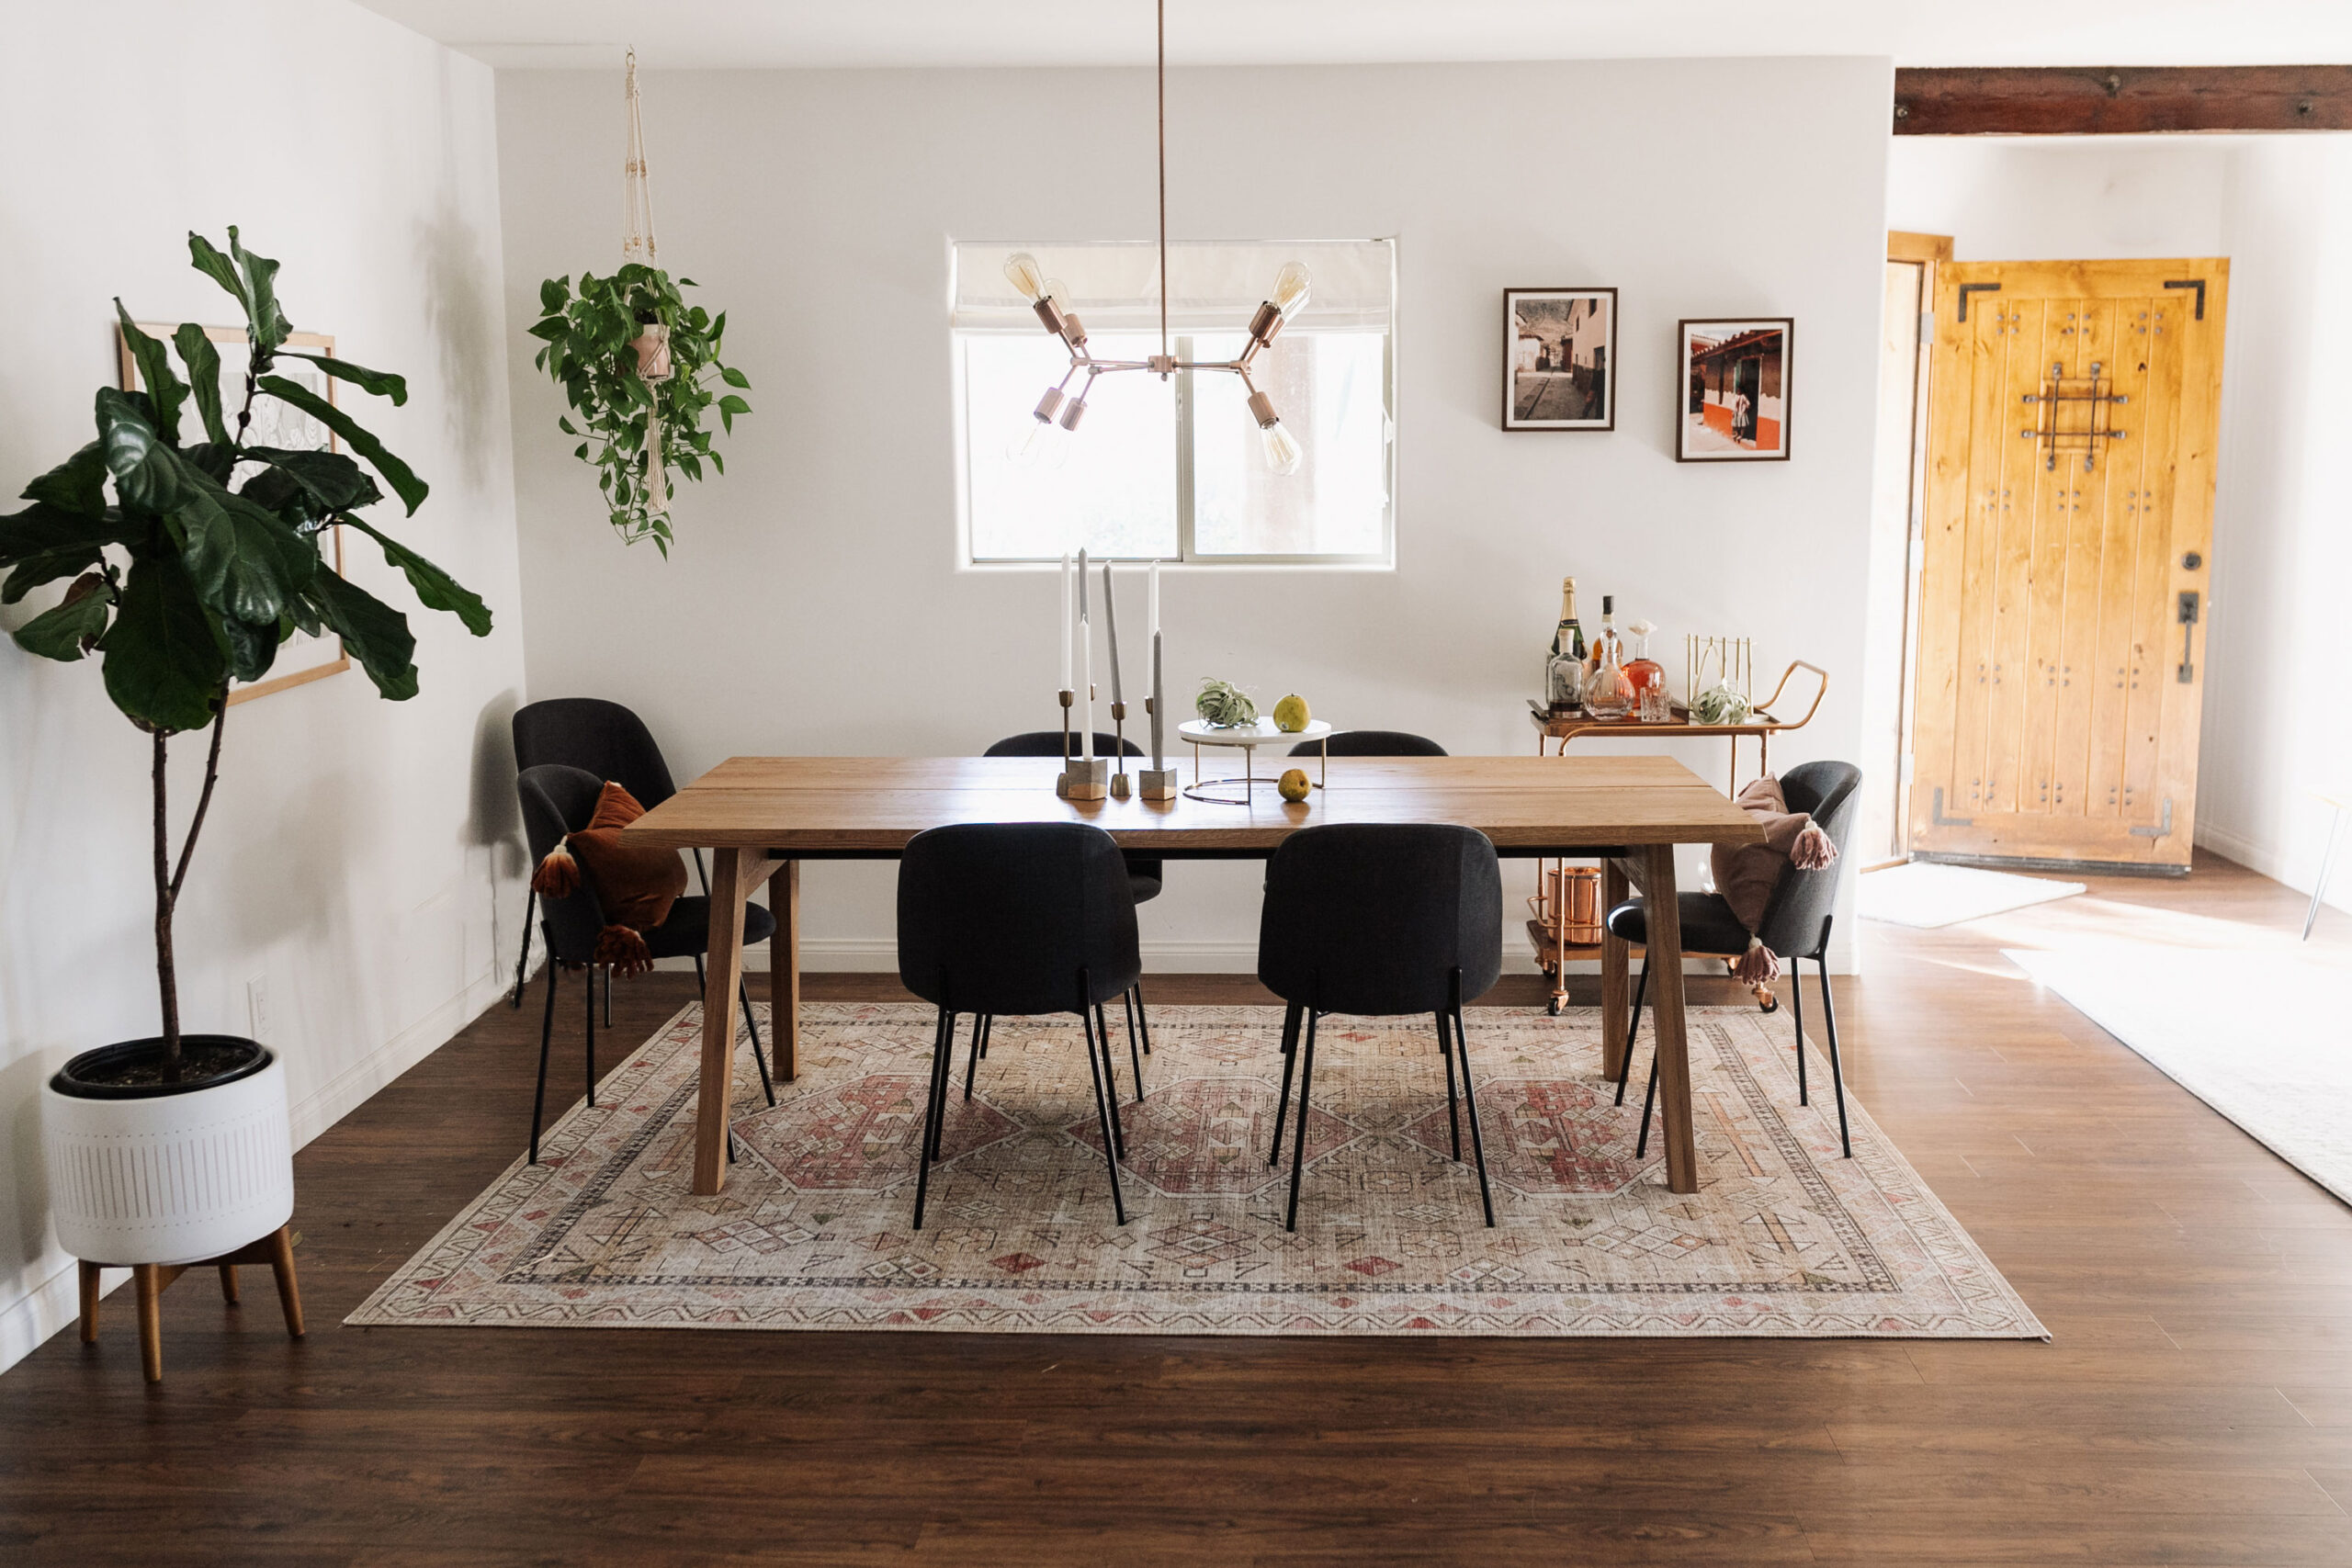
top-left (626, 754), bottom-right (1763, 1199)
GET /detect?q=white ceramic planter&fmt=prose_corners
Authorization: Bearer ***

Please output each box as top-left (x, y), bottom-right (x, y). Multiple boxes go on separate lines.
top-left (43, 1045), bottom-right (294, 1267)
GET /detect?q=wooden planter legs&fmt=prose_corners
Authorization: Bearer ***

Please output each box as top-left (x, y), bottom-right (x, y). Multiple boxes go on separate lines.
top-left (78, 1224), bottom-right (304, 1383)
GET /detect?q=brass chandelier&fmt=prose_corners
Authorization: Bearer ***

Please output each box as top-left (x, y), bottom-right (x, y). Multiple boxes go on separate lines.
top-left (1005, 0), bottom-right (1311, 475)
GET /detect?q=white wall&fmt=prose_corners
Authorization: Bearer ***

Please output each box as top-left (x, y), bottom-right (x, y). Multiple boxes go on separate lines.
top-left (1886, 133), bottom-right (2352, 914)
top-left (0, 0), bottom-right (527, 1371)
top-left (2198, 138), bottom-right (2352, 904)
top-left (495, 58), bottom-right (1893, 970)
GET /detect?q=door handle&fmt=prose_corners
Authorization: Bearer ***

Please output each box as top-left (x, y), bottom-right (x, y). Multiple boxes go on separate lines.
top-left (2177, 592), bottom-right (2199, 682)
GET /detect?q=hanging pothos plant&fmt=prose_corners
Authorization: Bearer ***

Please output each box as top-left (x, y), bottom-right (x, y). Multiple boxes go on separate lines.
top-left (528, 266), bottom-right (749, 556)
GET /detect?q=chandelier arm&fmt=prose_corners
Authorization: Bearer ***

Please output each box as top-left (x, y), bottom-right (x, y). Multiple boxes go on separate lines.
top-left (1158, 0), bottom-right (1168, 366)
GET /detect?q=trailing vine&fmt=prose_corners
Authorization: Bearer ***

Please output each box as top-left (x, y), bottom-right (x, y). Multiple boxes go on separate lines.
top-left (528, 265), bottom-right (749, 555)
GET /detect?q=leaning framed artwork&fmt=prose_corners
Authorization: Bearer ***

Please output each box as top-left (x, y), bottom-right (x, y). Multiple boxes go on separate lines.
top-left (1676, 318), bottom-right (1792, 461)
top-left (118, 323), bottom-right (352, 704)
top-left (1503, 288), bottom-right (1616, 430)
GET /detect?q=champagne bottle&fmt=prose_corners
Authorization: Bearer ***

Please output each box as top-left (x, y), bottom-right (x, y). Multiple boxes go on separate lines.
top-left (1544, 577), bottom-right (1588, 714)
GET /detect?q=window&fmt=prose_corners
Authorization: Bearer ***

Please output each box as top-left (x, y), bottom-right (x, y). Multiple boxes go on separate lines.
top-left (954, 240), bottom-right (1396, 565)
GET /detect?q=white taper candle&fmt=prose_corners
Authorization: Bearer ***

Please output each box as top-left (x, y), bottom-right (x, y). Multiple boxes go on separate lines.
top-left (1151, 630), bottom-right (1164, 768)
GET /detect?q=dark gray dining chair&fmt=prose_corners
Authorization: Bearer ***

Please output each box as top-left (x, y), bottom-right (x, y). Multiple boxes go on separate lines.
top-left (983, 730), bottom-right (1160, 1061)
top-left (516, 764), bottom-right (775, 1165)
top-left (1290, 729), bottom-right (1449, 757)
top-left (897, 822), bottom-right (1142, 1228)
top-left (1609, 760), bottom-right (1864, 1157)
top-left (511, 698), bottom-right (698, 1015)
top-left (1258, 823), bottom-right (1502, 1231)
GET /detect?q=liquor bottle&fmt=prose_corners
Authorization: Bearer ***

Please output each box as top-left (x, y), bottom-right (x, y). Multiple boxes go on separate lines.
top-left (1584, 595), bottom-right (1634, 719)
top-left (1544, 577), bottom-right (1587, 715)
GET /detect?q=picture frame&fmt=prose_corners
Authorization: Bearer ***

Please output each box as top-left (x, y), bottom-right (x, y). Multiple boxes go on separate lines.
top-left (1675, 318), bottom-right (1792, 462)
top-left (118, 323), bottom-right (352, 704)
top-left (1503, 287), bottom-right (1616, 431)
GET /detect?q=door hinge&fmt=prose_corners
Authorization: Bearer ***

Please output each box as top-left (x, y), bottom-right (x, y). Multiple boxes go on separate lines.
top-left (1918, 309), bottom-right (1934, 346)
top-left (1900, 752), bottom-right (1916, 784)
top-left (2129, 797), bottom-right (2176, 839)
top-left (1931, 786), bottom-right (1973, 827)
top-left (1909, 535), bottom-right (1926, 575)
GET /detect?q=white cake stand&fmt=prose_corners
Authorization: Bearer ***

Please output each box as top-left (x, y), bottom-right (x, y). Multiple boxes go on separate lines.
top-left (1176, 717), bottom-right (1334, 804)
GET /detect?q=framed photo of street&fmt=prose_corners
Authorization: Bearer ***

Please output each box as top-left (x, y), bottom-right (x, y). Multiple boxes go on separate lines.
top-left (1503, 288), bottom-right (1616, 431)
top-left (1675, 317), bottom-right (1792, 462)
top-left (118, 323), bottom-right (352, 704)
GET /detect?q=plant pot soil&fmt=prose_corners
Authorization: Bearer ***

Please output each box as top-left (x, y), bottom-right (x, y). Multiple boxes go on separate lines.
top-left (51, 1034), bottom-right (270, 1097)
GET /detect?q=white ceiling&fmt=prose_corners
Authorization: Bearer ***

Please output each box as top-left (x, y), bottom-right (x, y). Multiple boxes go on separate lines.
top-left (355, 0), bottom-right (2352, 72)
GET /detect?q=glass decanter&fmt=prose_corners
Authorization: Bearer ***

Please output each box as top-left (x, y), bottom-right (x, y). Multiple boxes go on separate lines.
top-left (1623, 619), bottom-right (1668, 720)
top-left (1582, 596), bottom-right (1634, 719)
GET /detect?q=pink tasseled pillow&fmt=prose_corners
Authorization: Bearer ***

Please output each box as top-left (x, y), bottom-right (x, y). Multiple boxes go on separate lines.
top-left (1709, 775), bottom-right (1838, 984)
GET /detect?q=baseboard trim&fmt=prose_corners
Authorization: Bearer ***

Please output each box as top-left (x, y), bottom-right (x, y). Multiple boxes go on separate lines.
top-left (0, 964), bottom-right (513, 1378)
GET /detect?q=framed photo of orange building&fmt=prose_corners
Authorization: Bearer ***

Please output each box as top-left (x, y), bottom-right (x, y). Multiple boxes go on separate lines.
top-left (1504, 288), bottom-right (1615, 430)
top-left (1676, 318), bottom-right (1792, 462)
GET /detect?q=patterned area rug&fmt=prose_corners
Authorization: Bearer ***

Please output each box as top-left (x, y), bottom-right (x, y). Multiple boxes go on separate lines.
top-left (349, 1003), bottom-right (2043, 1338)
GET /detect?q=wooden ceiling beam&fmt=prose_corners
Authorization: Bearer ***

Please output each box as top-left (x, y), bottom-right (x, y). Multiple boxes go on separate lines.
top-left (1894, 65), bottom-right (2352, 135)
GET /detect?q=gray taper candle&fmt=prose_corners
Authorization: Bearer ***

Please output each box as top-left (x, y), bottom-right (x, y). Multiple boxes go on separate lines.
top-left (1101, 561), bottom-right (1123, 705)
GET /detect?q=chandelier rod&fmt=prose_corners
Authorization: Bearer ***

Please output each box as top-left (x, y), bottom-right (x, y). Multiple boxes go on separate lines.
top-left (1158, 0), bottom-right (1169, 365)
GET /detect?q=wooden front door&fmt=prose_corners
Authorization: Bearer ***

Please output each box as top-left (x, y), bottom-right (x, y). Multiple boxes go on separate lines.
top-left (1910, 259), bottom-right (2228, 871)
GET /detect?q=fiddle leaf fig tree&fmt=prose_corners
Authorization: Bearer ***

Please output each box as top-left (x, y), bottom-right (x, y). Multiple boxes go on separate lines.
top-left (0, 228), bottom-right (492, 1076)
top-left (528, 265), bottom-right (749, 556)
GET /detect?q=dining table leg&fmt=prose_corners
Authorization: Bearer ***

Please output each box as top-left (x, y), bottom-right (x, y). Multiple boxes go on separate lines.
top-left (1642, 844), bottom-right (1700, 1194)
top-left (1600, 857), bottom-right (1631, 1080)
top-left (693, 847), bottom-right (751, 1195)
top-left (769, 857), bottom-right (800, 1081)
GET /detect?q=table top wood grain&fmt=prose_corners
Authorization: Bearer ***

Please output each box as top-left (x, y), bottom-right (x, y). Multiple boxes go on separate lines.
top-left (627, 755), bottom-right (1763, 856)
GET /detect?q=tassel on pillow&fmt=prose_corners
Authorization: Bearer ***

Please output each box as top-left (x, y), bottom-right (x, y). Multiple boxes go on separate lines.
top-left (594, 924), bottom-right (655, 977)
top-left (1791, 821), bottom-right (1838, 872)
top-left (1731, 936), bottom-right (1781, 987)
top-left (531, 841), bottom-right (581, 898)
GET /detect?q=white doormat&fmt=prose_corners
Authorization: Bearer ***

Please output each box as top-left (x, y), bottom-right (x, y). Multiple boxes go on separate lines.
top-left (1858, 862), bottom-right (2086, 928)
top-left (2007, 945), bottom-right (2352, 1207)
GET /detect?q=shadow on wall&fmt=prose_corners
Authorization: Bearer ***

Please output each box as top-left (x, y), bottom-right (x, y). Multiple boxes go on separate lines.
top-left (470, 688), bottom-right (526, 886)
top-left (418, 53), bottom-right (503, 491)
top-left (3, 1051), bottom-right (55, 1276)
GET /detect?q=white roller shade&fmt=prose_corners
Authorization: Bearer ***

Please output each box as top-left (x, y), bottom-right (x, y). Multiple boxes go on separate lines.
top-left (952, 239), bottom-right (1394, 333)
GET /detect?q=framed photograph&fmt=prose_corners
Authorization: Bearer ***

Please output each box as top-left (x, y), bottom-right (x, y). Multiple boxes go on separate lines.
top-left (1503, 288), bottom-right (1616, 430)
top-left (119, 323), bottom-right (352, 705)
top-left (1676, 318), bottom-right (1792, 462)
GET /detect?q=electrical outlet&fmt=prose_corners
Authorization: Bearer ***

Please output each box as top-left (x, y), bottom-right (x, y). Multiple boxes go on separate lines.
top-left (246, 976), bottom-right (272, 1043)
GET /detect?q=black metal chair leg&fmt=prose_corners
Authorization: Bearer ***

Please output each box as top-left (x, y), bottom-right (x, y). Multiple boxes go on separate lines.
top-left (978, 1013), bottom-right (992, 1060)
top-left (1789, 946), bottom-right (1809, 1107)
top-left (603, 963), bottom-right (613, 1028)
top-left (1133, 976), bottom-right (1152, 1055)
top-left (1615, 958), bottom-right (1651, 1106)
top-left (1284, 1009), bottom-right (1321, 1232)
top-left (1093, 1002), bottom-right (1126, 1157)
top-left (926, 1009), bottom-right (956, 1163)
top-left (528, 958), bottom-right (558, 1163)
top-left (963, 1013), bottom-right (985, 1101)
top-left (1122, 989), bottom-right (1146, 1100)
top-left (1079, 1000), bottom-right (1128, 1224)
top-left (1269, 1002), bottom-right (1303, 1166)
top-left (1452, 973), bottom-right (1497, 1227)
top-left (511, 886), bottom-right (537, 1008)
top-left (1636, 1046), bottom-right (1661, 1159)
top-left (911, 1007), bottom-right (954, 1229)
top-left (739, 978), bottom-right (775, 1107)
top-left (1815, 944), bottom-right (1853, 1158)
top-left (584, 960), bottom-right (598, 1108)
top-left (1436, 1010), bottom-right (1463, 1161)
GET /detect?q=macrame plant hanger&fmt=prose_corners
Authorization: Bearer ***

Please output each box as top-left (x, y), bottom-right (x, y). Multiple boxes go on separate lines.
top-left (620, 49), bottom-right (670, 515)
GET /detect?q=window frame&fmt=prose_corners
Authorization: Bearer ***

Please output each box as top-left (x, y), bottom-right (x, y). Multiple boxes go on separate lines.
top-left (952, 265), bottom-right (1397, 571)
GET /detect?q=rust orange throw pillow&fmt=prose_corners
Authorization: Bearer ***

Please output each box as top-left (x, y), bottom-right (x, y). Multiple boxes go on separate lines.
top-left (528, 782), bottom-right (686, 975)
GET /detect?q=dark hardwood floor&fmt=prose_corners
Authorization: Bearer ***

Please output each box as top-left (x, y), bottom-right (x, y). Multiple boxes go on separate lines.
top-left (6, 850), bottom-right (2352, 1564)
